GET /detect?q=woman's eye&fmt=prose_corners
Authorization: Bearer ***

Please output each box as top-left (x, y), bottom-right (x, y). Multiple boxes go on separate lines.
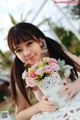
top-left (27, 41), bottom-right (33, 46)
top-left (16, 49), bottom-right (22, 53)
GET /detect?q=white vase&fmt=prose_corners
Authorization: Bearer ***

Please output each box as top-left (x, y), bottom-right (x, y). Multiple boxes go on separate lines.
top-left (38, 72), bottom-right (68, 108)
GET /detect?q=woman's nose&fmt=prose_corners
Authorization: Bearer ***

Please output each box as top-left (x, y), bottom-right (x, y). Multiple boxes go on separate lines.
top-left (23, 50), bottom-right (31, 56)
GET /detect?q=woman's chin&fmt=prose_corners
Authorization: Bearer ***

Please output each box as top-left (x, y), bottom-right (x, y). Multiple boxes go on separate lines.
top-left (27, 56), bottom-right (42, 65)
top-left (28, 60), bottom-right (38, 65)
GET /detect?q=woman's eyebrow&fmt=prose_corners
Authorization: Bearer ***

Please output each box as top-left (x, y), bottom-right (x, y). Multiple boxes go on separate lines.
top-left (14, 41), bottom-right (31, 51)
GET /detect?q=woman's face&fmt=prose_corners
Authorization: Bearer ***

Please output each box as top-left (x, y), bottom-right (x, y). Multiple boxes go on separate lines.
top-left (14, 39), bottom-right (42, 65)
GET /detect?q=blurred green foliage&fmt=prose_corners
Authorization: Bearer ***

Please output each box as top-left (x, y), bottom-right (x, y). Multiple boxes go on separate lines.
top-left (54, 27), bottom-right (80, 55)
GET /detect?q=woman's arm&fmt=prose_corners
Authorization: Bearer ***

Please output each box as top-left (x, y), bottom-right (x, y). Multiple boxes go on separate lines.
top-left (64, 50), bottom-right (80, 65)
top-left (15, 85), bottom-right (39, 120)
top-left (32, 86), bottom-right (44, 101)
top-left (16, 103), bottom-right (39, 120)
top-left (15, 85), bottom-right (57, 120)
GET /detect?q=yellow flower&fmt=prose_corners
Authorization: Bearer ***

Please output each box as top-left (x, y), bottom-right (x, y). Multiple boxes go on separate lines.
top-left (37, 62), bottom-right (44, 68)
top-left (28, 68), bottom-right (33, 72)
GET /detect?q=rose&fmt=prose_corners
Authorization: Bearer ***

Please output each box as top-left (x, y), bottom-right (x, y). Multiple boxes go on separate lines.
top-left (35, 68), bottom-right (43, 75)
top-left (26, 78), bottom-right (35, 87)
top-left (28, 72), bottom-right (36, 78)
top-left (48, 58), bottom-right (57, 64)
top-left (44, 65), bottom-right (53, 73)
top-left (43, 57), bottom-right (49, 62)
top-left (52, 63), bottom-right (60, 72)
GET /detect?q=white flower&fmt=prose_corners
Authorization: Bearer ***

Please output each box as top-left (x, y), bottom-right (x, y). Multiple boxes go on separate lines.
top-left (64, 70), bottom-right (71, 78)
top-left (22, 70), bottom-right (27, 80)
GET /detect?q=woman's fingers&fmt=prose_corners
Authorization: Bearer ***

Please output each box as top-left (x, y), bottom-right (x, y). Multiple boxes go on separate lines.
top-left (59, 79), bottom-right (69, 96)
top-left (59, 84), bottom-right (69, 96)
top-left (62, 79), bottom-right (68, 85)
top-left (48, 101), bottom-right (57, 106)
top-left (45, 106), bottom-right (57, 112)
top-left (62, 87), bottom-right (71, 96)
top-left (44, 101), bottom-right (58, 112)
top-left (66, 90), bottom-right (75, 100)
top-left (42, 96), bottom-right (58, 107)
top-left (39, 96), bottom-right (58, 112)
top-left (42, 95), bottom-right (48, 100)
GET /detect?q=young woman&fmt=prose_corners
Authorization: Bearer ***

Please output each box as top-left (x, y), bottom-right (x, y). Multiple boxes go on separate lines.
top-left (7, 22), bottom-right (80, 120)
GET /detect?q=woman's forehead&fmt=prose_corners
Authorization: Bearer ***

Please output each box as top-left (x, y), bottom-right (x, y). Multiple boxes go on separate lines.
top-left (12, 36), bottom-right (33, 45)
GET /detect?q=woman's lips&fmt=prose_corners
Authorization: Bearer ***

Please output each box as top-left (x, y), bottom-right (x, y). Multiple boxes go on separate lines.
top-left (25, 55), bottom-right (35, 61)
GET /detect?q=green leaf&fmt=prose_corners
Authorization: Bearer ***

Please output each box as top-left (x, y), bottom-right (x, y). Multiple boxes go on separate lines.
top-left (57, 59), bottom-right (65, 69)
top-left (9, 14), bottom-right (17, 25)
top-left (63, 65), bottom-right (73, 71)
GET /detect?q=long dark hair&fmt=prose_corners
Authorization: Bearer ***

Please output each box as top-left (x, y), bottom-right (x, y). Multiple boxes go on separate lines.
top-left (7, 22), bottom-right (80, 105)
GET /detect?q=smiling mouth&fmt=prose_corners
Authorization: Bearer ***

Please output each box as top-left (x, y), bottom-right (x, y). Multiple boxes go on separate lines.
top-left (26, 55), bottom-right (35, 60)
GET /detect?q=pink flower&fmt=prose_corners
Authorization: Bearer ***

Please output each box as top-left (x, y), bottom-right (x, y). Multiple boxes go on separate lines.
top-left (28, 72), bottom-right (36, 78)
top-left (48, 58), bottom-right (57, 64)
top-left (52, 63), bottom-right (60, 71)
top-left (44, 65), bottom-right (53, 73)
top-left (35, 68), bottom-right (43, 75)
top-left (26, 78), bottom-right (34, 87)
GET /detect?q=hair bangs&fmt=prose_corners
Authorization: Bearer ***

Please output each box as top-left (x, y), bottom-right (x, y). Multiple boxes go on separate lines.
top-left (8, 28), bottom-right (36, 52)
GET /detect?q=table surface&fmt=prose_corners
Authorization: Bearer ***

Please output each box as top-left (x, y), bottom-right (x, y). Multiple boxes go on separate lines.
top-left (31, 91), bottom-right (80, 120)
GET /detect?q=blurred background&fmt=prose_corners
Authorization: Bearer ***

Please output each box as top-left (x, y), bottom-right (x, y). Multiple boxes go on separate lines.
top-left (0, 0), bottom-right (80, 119)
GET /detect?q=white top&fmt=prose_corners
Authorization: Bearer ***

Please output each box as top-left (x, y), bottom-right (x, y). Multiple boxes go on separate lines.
top-left (31, 91), bottom-right (80, 120)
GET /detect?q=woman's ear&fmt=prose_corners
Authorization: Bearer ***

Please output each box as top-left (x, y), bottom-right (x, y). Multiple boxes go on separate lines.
top-left (38, 38), bottom-right (47, 50)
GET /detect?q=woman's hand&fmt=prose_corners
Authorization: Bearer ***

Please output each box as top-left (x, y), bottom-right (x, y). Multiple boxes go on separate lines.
top-left (59, 79), bottom-right (80, 100)
top-left (37, 95), bottom-right (57, 112)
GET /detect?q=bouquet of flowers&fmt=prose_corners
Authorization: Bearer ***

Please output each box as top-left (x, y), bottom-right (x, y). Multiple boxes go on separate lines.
top-left (22, 57), bottom-right (73, 107)
top-left (22, 57), bottom-right (73, 88)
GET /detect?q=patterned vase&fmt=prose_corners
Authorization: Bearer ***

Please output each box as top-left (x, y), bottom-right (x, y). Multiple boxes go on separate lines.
top-left (38, 72), bottom-right (68, 108)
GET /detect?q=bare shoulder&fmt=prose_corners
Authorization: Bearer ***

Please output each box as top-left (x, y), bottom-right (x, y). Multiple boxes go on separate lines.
top-left (64, 50), bottom-right (80, 65)
top-left (15, 84), bottom-right (30, 115)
